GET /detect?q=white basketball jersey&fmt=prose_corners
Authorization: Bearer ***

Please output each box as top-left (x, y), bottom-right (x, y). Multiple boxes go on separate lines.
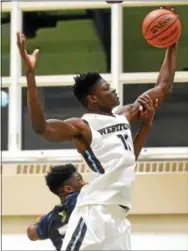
top-left (77, 113), bottom-right (136, 209)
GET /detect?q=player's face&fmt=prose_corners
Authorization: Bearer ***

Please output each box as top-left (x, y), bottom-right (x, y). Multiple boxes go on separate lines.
top-left (64, 172), bottom-right (87, 194)
top-left (88, 79), bottom-right (120, 111)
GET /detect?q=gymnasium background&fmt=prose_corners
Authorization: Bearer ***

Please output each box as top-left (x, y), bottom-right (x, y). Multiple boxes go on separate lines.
top-left (1, 1), bottom-right (188, 250)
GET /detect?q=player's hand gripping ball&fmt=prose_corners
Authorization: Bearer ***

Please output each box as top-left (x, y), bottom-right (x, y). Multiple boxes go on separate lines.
top-left (142, 7), bottom-right (181, 48)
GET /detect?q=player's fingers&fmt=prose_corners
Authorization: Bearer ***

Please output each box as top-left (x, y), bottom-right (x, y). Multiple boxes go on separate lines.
top-left (154, 99), bottom-right (159, 108)
top-left (144, 95), bottom-right (157, 111)
top-left (32, 49), bottom-right (40, 57)
top-left (138, 98), bottom-right (151, 110)
top-left (142, 94), bottom-right (153, 105)
top-left (138, 96), bottom-right (152, 108)
top-left (138, 98), bottom-right (147, 107)
top-left (21, 33), bottom-right (26, 40)
top-left (144, 98), bottom-right (153, 110)
top-left (17, 32), bottom-right (24, 52)
top-left (17, 33), bottom-right (25, 51)
top-left (16, 32), bottom-right (21, 47)
top-left (166, 6), bottom-right (176, 14)
top-left (138, 97), bottom-right (149, 106)
top-left (17, 33), bottom-right (27, 59)
top-left (138, 97), bottom-right (147, 104)
top-left (139, 105), bottom-right (143, 111)
top-left (21, 34), bottom-right (26, 48)
top-left (165, 5), bottom-right (171, 10)
top-left (140, 94), bottom-right (151, 102)
top-left (168, 6), bottom-right (174, 12)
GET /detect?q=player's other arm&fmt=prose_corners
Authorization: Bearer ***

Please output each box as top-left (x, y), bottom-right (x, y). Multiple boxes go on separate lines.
top-left (143, 43), bottom-right (177, 103)
top-left (27, 215), bottom-right (44, 241)
top-left (118, 43), bottom-right (177, 122)
top-left (17, 32), bottom-right (84, 142)
top-left (133, 96), bottom-right (158, 160)
top-left (26, 71), bottom-right (83, 142)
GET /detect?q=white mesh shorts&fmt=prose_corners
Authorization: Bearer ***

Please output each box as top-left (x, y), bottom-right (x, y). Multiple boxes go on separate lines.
top-left (61, 204), bottom-right (131, 250)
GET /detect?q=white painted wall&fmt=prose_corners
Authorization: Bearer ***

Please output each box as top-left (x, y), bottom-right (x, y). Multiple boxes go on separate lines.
top-left (2, 233), bottom-right (188, 250)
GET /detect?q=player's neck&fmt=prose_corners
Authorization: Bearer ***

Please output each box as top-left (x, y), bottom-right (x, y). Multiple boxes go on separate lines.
top-left (88, 109), bottom-right (114, 117)
top-left (59, 192), bottom-right (72, 202)
top-left (98, 111), bottom-right (115, 117)
top-left (87, 103), bottom-right (115, 116)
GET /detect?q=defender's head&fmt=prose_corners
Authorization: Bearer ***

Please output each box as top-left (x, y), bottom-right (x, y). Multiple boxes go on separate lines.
top-left (45, 164), bottom-right (86, 199)
top-left (73, 72), bottom-right (120, 113)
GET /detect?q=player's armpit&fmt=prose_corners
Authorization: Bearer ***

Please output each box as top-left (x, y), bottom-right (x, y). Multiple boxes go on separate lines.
top-left (38, 118), bottom-right (86, 142)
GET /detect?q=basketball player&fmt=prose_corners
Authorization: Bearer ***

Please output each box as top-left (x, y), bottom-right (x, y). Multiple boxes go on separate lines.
top-left (26, 97), bottom-right (157, 251)
top-left (17, 25), bottom-right (177, 249)
top-left (27, 164), bottom-right (86, 251)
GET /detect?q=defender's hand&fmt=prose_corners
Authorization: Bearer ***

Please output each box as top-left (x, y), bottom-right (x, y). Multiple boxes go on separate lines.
top-left (138, 95), bottom-right (158, 126)
top-left (17, 32), bottom-right (39, 72)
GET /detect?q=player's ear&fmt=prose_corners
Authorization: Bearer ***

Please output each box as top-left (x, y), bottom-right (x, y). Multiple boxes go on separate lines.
top-left (87, 95), bottom-right (97, 104)
top-left (64, 185), bottom-right (74, 194)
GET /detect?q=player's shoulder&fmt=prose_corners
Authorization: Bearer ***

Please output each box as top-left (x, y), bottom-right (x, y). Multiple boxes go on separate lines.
top-left (39, 199), bottom-right (69, 225)
top-left (64, 117), bottom-right (90, 133)
top-left (63, 192), bottom-right (79, 211)
top-left (36, 194), bottom-right (78, 240)
top-left (113, 104), bottom-right (132, 115)
top-left (113, 105), bottom-right (132, 124)
top-left (40, 206), bottom-right (59, 224)
top-left (65, 117), bottom-right (85, 125)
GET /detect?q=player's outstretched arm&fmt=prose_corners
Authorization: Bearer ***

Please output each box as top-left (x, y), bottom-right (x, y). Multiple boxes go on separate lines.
top-left (133, 95), bottom-right (158, 160)
top-left (117, 43), bottom-right (177, 123)
top-left (27, 215), bottom-right (44, 241)
top-left (143, 43), bottom-right (177, 103)
top-left (17, 32), bottom-right (86, 142)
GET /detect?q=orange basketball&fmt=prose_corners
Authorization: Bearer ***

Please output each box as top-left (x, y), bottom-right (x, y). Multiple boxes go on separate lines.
top-left (142, 9), bottom-right (181, 48)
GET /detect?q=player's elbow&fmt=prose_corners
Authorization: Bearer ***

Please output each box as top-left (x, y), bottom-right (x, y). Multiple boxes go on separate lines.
top-left (26, 226), bottom-right (39, 241)
top-left (31, 122), bottom-right (46, 135)
top-left (31, 122), bottom-right (53, 141)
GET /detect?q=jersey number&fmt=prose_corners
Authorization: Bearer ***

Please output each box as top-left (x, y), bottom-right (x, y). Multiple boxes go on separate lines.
top-left (117, 134), bottom-right (131, 151)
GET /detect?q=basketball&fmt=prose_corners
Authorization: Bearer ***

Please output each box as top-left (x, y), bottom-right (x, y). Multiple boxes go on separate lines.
top-left (142, 9), bottom-right (181, 48)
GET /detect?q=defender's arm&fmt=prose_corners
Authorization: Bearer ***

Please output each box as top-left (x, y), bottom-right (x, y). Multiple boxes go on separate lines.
top-left (27, 216), bottom-right (44, 241)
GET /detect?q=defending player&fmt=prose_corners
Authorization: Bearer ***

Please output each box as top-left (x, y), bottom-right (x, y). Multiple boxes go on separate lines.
top-left (27, 164), bottom-right (86, 251)
top-left (17, 25), bottom-right (177, 249)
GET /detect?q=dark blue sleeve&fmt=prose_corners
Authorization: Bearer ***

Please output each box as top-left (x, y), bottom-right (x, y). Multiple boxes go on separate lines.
top-left (36, 193), bottom-right (79, 240)
top-left (36, 213), bottom-right (51, 239)
top-left (67, 192), bottom-right (79, 213)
